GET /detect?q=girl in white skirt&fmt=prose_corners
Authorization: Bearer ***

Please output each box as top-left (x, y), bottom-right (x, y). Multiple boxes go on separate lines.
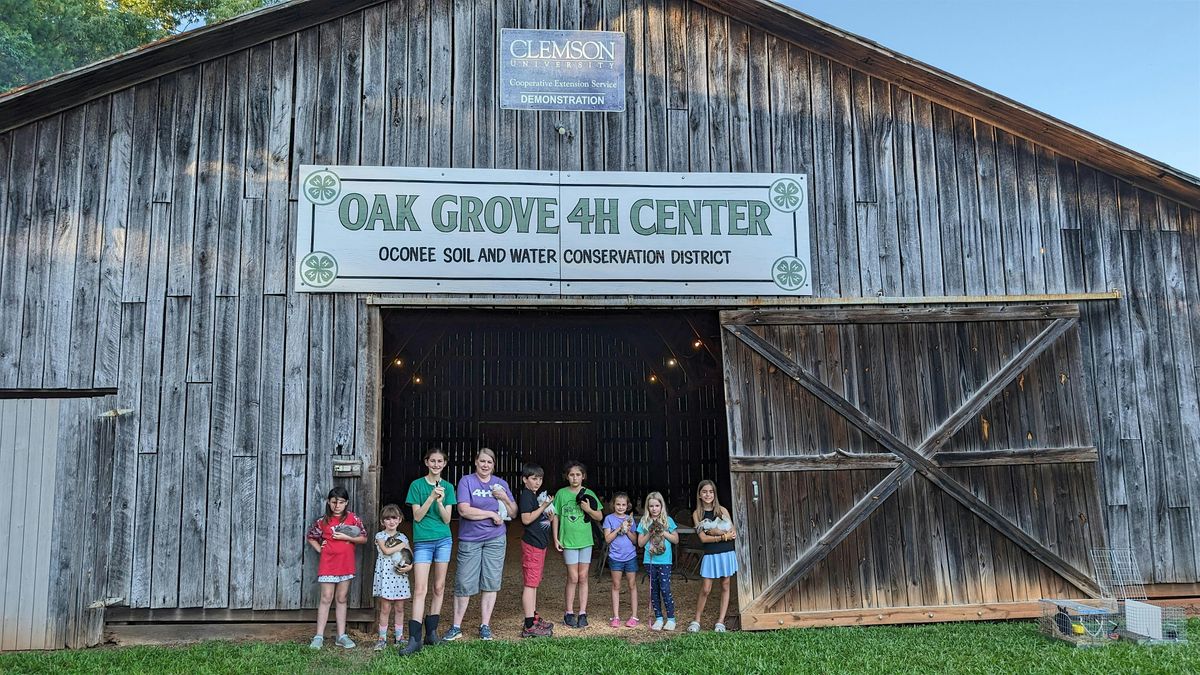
top-left (373, 503), bottom-right (414, 649)
top-left (687, 480), bottom-right (738, 633)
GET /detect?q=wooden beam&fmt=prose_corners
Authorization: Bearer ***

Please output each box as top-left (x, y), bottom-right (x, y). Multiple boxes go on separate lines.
top-left (722, 304), bottom-right (1079, 326)
top-left (740, 601), bottom-right (1046, 630)
top-left (730, 318), bottom-right (1102, 614)
top-left (730, 452), bottom-right (900, 471)
top-left (0, 388), bottom-right (118, 399)
top-left (937, 447), bottom-right (1098, 467)
top-left (1144, 582), bottom-right (1200, 598)
top-left (366, 291), bottom-right (1121, 309)
top-left (107, 622), bottom-right (326, 647)
top-left (1149, 598), bottom-right (1200, 616)
top-left (105, 608), bottom-right (374, 623)
top-left (729, 446), bottom-right (1098, 471)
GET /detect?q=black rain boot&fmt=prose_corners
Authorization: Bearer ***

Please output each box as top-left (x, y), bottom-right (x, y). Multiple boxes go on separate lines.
top-left (424, 614), bottom-right (442, 645)
top-left (398, 619), bottom-right (423, 655)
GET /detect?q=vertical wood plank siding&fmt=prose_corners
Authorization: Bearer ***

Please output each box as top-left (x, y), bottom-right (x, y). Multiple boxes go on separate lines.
top-left (0, 0), bottom-right (1197, 615)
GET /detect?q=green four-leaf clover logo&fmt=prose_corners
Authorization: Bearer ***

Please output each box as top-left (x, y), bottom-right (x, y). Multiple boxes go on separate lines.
top-left (770, 177), bottom-right (804, 213)
top-left (305, 170), bottom-right (341, 205)
top-left (301, 251), bottom-right (338, 288)
top-left (772, 256), bottom-right (808, 291)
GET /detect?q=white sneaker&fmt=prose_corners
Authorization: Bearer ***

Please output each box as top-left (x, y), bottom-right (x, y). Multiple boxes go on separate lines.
top-left (687, 621), bottom-right (700, 633)
top-left (715, 623), bottom-right (727, 632)
top-left (651, 617), bottom-right (664, 631)
top-left (664, 618), bottom-right (676, 631)
top-left (335, 633), bottom-right (356, 649)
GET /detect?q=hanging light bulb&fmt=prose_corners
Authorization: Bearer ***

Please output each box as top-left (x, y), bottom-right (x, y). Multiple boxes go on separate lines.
top-left (666, 358), bottom-right (677, 367)
top-left (692, 339), bottom-right (703, 349)
top-left (393, 357), bottom-right (404, 367)
top-left (413, 375), bottom-right (423, 384)
top-left (648, 373), bottom-right (658, 383)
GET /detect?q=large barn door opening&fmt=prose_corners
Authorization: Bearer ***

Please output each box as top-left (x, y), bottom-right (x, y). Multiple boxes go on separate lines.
top-left (720, 305), bottom-right (1106, 629)
top-left (380, 310), bottom-right (730, 517)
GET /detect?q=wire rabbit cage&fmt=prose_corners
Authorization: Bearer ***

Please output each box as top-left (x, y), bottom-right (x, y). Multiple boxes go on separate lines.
top-left (1038, 598), bottom-right (1120, 647)
top-left (1090, 548), bottom-right (1188, 645)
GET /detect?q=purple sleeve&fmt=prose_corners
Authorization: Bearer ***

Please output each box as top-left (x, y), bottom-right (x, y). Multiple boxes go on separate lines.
top-left (456, 475), bottom-right (472, 505)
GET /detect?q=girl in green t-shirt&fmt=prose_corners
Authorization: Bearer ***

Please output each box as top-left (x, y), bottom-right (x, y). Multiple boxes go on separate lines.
top-left (551, 460), bottom-right (603, 629)
top-left (400, 447), bottom-right (456, 654)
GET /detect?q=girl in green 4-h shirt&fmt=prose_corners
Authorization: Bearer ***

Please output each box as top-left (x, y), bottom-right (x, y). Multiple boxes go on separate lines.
top-left (551, 460), bottom-right (603, 629)
top-left (400, 447), bottom-right (457, 654)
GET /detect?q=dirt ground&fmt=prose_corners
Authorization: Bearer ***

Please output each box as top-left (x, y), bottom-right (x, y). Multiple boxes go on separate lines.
top-left (379, 525), bottom-right (740, 643)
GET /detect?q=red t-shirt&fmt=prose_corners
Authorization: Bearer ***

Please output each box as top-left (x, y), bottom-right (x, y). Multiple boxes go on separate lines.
top-left (306, 512), bottom-right (365, 577)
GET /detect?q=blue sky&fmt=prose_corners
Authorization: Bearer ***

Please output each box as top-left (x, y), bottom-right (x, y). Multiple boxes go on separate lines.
top-left (782, 0), bottom-right (1200, 177)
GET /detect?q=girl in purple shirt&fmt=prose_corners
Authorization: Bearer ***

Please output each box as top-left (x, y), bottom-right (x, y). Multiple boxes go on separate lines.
top-left (602, 492), bottom-right (640, 628)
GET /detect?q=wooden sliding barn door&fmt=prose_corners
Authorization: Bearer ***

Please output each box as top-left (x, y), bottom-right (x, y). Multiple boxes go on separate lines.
top-left (719, 305), bottom-right (1106, 628)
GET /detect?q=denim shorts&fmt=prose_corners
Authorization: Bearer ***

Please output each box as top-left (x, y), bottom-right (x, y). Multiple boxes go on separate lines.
top-left (412, 536), bottom-right (453, 564)
top-left (608, 556), bottom-right (638, 574)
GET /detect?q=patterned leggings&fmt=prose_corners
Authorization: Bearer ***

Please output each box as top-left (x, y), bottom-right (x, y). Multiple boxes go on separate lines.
top-left (647, 563), bottom-right (675, 619)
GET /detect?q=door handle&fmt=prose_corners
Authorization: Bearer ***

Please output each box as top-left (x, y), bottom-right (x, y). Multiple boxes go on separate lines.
top-left (752, 480), bottom-right (759, 503)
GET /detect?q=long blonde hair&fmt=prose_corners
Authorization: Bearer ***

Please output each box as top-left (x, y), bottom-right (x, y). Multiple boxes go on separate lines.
top-left (640, 491), bottom-right (669, 530)
top-left (692, 479), bottom-right (728, 525)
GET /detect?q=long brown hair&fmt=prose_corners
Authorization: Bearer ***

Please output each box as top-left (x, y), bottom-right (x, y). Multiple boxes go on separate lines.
top-left (692, 479), bottom-right (728, 525)
top-left (321, 486), bottom-right (351, 527)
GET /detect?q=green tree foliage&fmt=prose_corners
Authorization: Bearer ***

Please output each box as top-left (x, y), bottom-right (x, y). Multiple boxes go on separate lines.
top-left (0, 0), bottom-right (272, 93)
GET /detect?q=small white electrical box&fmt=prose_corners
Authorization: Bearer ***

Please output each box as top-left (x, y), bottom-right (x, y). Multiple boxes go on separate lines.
top-left (332, 458), bottom-right (362, 478)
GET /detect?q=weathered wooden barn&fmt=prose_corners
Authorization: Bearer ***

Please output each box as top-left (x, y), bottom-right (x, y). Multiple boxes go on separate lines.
top-left (1, 0), bottom-right (1199, 650)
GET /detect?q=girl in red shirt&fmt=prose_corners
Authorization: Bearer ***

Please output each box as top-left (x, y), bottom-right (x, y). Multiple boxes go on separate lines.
top-left (306, 487), bottom-right (368, 649)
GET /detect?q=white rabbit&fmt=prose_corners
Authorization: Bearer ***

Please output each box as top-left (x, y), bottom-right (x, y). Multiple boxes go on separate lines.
top-left (698, 517), bottom-right (732, 533)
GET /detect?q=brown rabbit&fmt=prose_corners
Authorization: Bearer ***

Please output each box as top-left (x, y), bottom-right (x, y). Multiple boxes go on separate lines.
top-left (648, 520), bottom-right (667, 556)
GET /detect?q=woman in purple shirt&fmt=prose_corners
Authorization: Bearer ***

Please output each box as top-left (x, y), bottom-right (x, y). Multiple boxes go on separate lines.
top-left (442, 447), bottom-right (517, 642)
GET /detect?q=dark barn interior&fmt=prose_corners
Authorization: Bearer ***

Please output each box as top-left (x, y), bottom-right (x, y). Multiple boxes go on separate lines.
top-left (380, 310), bottom-right (730, 516)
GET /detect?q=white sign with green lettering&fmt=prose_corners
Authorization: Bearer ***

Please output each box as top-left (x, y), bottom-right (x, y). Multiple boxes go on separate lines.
top-left (295, 166), bottom-right (811, 296)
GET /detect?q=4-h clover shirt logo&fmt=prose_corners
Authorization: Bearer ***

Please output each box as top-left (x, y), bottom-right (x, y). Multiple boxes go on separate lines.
top-left (769, 177), bottom-right (804, 213)
top-left (772, 256), bottom-right (808, 291)
top-left (563, 499), bottom-right (583, 524)
top-left (304, 169), bottom-right (342, 205)
top-left (301, 251), bottom-right (338, 288)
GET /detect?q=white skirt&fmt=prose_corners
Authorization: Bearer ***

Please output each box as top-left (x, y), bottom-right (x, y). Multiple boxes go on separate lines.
top-left (317, 574), bottom-right (355, 583)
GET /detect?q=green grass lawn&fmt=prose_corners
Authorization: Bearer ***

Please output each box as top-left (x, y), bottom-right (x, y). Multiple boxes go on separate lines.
top-left (1, 619), bottom-right (1197, 674)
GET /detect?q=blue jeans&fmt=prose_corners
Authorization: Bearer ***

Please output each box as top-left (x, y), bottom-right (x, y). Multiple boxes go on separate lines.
top-left (647, 563), bottom-right (674, 618)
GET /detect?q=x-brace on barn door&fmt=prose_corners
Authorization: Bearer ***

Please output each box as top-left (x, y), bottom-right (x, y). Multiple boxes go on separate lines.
top-left (719, 305), bottom-right (1106, 627)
